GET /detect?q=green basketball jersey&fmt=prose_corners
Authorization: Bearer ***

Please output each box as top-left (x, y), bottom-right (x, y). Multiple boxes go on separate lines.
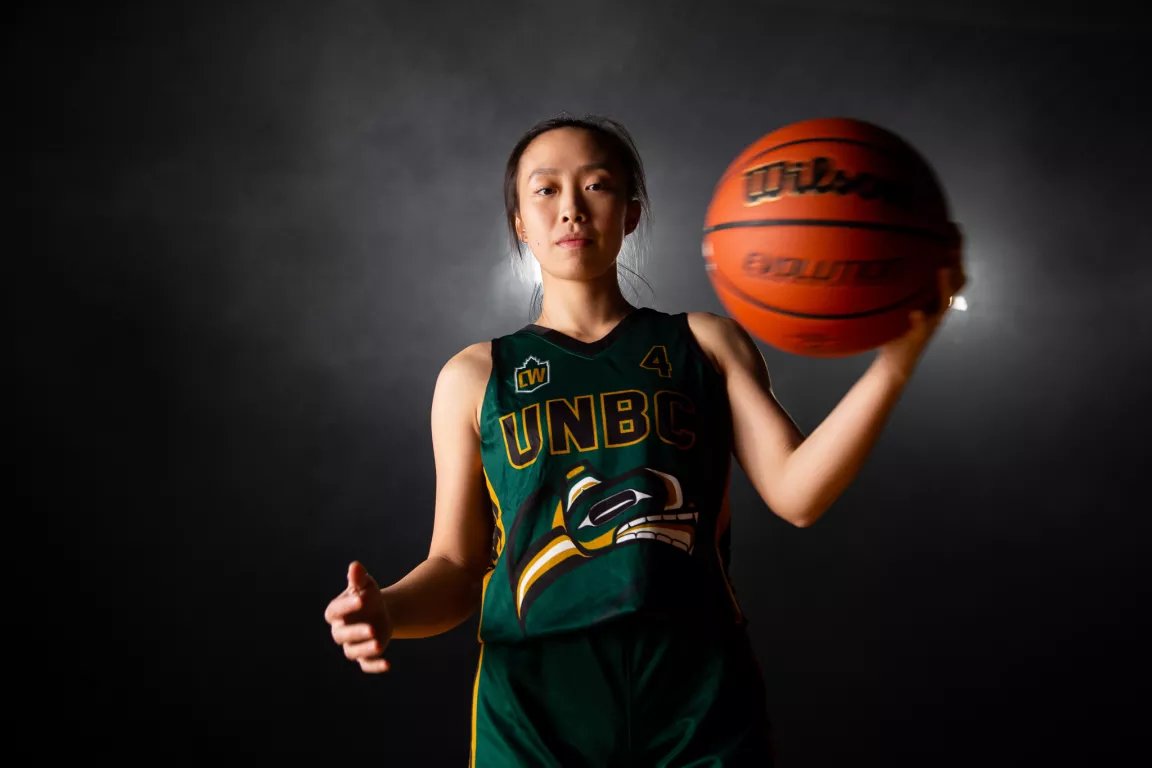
top-left (476, 307), bottom-right (746, 643)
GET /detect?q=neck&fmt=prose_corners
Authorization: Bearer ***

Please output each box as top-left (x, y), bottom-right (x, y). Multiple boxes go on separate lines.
top-left (535, 268), bottom-right (635, 342)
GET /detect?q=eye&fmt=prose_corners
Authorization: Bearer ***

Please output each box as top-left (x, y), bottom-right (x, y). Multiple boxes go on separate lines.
top-left (534, 187), bottom-right (555, 196)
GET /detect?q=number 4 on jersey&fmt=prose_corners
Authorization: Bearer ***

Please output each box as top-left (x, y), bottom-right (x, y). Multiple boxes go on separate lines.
top-left (640, 345), bottom-right (672, 378)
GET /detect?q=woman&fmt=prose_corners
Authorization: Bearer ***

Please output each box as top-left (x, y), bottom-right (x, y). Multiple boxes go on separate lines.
top-left (325, 114), bottom-right (964, 766)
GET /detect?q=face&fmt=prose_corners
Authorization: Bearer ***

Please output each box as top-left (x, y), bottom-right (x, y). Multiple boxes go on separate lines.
top-left (514, 127), bottom-right (641, 282)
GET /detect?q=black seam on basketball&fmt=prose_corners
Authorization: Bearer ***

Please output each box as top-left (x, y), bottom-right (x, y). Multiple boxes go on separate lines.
top-left (702, 218), bottom-right (951, 244)
top-left (707, 260), bottom-right (931, 320)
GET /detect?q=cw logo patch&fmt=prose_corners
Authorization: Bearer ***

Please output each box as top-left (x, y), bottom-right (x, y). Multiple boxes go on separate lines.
top-left (514, 355), bottom-right (550, 394)
top-left (505, 461), bottom-right (697, 629)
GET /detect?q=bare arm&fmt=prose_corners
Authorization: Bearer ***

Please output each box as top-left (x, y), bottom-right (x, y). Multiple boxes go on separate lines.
top-left (689, 312), bottom-right (908, 528)
top-left (688, 312), bottom-right (806, 525)
top-left (381, 342), bottom-right (495, 639)
top-left (765, 352), bottom-right (911, 527)
top-left (690, 264), bottom-right (960, 528)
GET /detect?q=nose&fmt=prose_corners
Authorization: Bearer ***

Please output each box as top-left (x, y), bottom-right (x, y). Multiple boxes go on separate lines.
top-left (560, 189), bottom-right (588, 223)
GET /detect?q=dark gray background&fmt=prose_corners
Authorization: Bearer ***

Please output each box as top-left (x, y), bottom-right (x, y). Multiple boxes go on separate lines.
top-left (9, 0), bottom-right (1151, 763)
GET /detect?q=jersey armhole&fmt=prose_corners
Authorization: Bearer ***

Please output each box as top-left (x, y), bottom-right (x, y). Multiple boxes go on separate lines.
top-left (676, 312), bottom-right (723, 378)
top-left (477, 337), bottom-right (501, 428)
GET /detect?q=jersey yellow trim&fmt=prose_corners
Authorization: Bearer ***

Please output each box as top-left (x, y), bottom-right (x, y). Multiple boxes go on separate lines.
top-left (484, 469), bottom-right (506, 560)
top-left (478, 470), bottom-right (506, 642)
top-left (469, 644), bottom-right (485, 767)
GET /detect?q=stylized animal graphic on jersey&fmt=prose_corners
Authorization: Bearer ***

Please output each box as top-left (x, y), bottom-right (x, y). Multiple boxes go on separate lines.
top-left (505, 462), bottom-right (698, 628)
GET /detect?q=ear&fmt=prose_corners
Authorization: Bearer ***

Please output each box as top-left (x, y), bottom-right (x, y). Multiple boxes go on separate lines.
top-left (514, 212), bottom-right (527, 242)
top-left (623, 199), bottom-right (642, 236)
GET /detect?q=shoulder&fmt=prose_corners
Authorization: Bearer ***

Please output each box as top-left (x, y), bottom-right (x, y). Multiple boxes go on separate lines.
top-left (437, 340), bottom-right (493, 391)
top-left (433, 341), bottom-right (493, 427)
top-left (445, 339), bottom-right (493, 372)
top-left (684, 311), bottom-right (764, 377)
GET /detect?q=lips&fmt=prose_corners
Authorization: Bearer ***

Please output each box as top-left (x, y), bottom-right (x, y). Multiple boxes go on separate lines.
top-left (557, 238), bottom-right (593, 248)
top-left (557, 231), bottom-right (594, 247)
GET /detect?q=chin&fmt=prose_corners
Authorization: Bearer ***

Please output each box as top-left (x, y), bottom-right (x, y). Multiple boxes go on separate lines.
top-left (553, 263), bottom-right (618, 283)
top-left (542, 248), bottom-right (617, 281)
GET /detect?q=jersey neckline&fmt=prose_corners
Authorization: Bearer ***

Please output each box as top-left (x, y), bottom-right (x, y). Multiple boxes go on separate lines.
top-left (518, 306), bottom-right (654, 356)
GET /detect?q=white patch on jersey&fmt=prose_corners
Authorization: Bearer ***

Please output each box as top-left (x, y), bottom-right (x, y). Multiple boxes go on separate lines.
top-left (514, 355), bottom-right (550, 394)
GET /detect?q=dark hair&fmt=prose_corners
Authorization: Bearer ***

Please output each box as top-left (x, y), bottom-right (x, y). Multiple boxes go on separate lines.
top-left (503, 113), bottom-right (653, 319)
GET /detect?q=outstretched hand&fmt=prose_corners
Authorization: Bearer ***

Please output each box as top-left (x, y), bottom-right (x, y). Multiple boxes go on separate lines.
top-left (324, 561), bottom-right (395, 673)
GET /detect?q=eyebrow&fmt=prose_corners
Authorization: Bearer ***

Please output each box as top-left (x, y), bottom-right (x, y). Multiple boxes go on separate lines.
top-left (527, 163), bottom-right (612, 180)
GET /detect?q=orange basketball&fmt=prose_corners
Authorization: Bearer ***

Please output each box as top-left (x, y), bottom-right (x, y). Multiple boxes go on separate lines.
top-left (702, 117), bottom-right (960, 357)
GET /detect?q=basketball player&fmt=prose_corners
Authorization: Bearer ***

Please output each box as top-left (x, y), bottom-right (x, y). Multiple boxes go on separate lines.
top-left (324, 115), bottom-right (965, 766)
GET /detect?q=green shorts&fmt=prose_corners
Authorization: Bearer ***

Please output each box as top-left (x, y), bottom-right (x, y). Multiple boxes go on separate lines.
top-left (470, 618), bottom-right (775, 767)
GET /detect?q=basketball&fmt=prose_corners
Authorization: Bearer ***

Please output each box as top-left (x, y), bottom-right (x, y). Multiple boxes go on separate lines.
top-left (702, 117), bottom-right (960, 357)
